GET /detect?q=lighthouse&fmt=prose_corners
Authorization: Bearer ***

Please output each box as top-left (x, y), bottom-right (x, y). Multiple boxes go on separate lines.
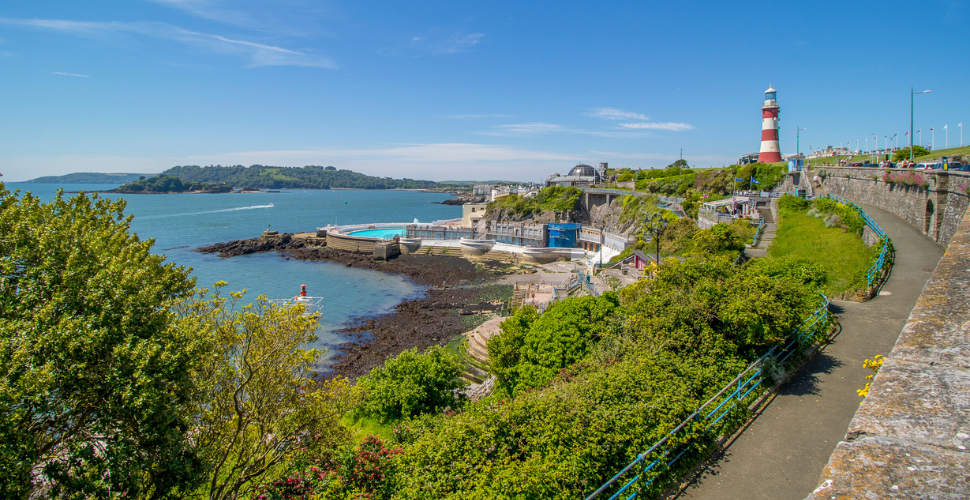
top-left (758, 85), bottom-right (782, 163)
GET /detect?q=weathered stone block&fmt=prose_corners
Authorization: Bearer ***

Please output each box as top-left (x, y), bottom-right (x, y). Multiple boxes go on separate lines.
top-left (847, 359), bottom-right (970, 452)
top-left (806, 436), bottom-right (969, 499)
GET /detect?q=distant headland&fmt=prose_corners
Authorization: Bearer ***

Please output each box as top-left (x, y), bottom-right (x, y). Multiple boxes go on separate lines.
top-left (22, 172), bottom-right (156, 184)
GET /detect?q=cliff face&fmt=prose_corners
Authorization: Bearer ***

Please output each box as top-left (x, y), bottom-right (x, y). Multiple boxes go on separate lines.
top-left (483, 196), bottom-right (641, 238)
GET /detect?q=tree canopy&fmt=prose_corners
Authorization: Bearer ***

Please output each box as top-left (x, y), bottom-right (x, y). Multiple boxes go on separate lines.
top-left (158, 165), bottom-right (440, 190)
top-left (0, 185), bottom-right (202, 498)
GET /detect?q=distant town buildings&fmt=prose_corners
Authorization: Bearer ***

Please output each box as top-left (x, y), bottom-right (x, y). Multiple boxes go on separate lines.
top-left (806, 146), bottom-right (853, 159)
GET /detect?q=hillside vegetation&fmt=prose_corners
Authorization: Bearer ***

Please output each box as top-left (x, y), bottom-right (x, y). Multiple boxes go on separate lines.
top-left (765, 195), bottom-right (878, 296)
top-left (115, 175), bottom-right (231, 193)
top-left (486, 186), bottom-right (582, 218)
top-left (24, 172), bottom-right (153, 184)
top-left (161, 165), bottom-right (440, 190)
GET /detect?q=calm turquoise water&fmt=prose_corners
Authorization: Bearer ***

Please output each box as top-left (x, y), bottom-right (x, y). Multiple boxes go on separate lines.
top-left (347, 227), bottom-right (407, 238)
top-left (6, 183), bottom-right (459, 368)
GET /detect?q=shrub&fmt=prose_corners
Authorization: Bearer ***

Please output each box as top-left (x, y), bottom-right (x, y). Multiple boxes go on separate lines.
top-left (489, 295), bottom-right (620, 396)
top-left (777, 194), bottom-right (810, 214)
top-left (812, 198), bottom-right (864, 234)
top-left (823, 214), bottom-right (842, 228)
top-left (690, 220), bottom-right (753, 256)
top-left (355, 347), bottom-right (467, 422)
top-left (881, 171), bottom-right (928, 189)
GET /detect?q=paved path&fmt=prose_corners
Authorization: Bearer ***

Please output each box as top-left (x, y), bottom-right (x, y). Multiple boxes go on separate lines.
top-left (676, 202), bottom-right (946, 500)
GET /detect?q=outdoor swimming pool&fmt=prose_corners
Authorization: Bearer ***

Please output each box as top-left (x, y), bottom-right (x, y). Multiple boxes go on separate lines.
top-left (346, 227), bottom-right (407, 239)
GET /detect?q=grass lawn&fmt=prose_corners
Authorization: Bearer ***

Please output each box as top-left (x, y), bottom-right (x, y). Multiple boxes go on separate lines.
top-left (914, 145), bottom-right (970, 161)
top-left (767, 212), bottom-right (877, 296)
top-left (339, 413), bottom-right (396, 443)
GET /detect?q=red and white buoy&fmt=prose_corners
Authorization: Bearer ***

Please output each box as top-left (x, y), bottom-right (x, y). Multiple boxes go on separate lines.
top-left (758, 85), bottom-right (782, 163)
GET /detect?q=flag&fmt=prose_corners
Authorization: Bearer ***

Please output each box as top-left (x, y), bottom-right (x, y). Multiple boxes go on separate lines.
top-left (905, 131), bottom-right (908, 136)
top-left (750, 177), bottom-right (760, 184)
top-left (735, 177), bottom-right (744, 181)
top-left (944, 125), bottom-right (948, 130)
top-left (960, 122), bottom-right (963, 127)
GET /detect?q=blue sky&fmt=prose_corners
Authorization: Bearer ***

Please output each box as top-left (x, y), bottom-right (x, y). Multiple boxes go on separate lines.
top-left (1, 0), bottom-right (967, 182)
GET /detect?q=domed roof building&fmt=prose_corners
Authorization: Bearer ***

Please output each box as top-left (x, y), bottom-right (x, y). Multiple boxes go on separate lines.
top-left (545, 163), bottom-right (606, 187)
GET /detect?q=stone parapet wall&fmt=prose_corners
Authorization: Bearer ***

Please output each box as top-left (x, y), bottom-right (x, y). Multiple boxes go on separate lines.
top-left (815, 167), bottom-right (970, 246)
top-left (805, 206), bottom-right (970, 499)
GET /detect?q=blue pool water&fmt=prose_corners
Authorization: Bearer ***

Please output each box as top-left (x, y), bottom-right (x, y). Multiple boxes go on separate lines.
top-left (6, 182), bottom-right (460, 369)
top-left (347, 227), bottom-right (406, 238)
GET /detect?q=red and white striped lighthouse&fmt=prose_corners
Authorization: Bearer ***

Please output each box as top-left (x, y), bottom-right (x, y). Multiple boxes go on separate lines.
top-left (758, 85), bottom-right (782, 163)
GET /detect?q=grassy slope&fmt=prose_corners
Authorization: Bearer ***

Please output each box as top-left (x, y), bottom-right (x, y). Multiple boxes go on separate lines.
top-left (914, 145), bottom-right (970, 161)
top-left (767, 212), bottom-right (877, 296)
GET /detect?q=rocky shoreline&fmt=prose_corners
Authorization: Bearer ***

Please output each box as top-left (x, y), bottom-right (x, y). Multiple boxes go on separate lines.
top-left (196, 237), bottom-right (514, 380)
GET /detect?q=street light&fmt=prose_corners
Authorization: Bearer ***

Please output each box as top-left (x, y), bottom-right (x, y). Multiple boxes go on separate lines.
top-left (797, 126), bottom-right (807, 156)
top-left (911, 87), bottom-right (932, 160)
top-left (646, 213), bottom-right (669, 268)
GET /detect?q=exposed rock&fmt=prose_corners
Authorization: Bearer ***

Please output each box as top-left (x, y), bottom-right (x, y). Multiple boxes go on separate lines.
top-left (195, 233), bottom-right (315, 257)
top-left (440, 194), bottom-right (486, 205)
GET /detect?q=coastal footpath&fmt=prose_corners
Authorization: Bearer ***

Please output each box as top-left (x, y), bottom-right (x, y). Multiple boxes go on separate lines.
top-left (805, 203), bottom-right (970, 499)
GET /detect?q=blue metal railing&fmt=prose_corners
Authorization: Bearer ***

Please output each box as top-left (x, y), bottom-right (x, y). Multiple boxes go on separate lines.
top-left (586, 295), bottom-right (831, 500)
top-left (752, 217), bottom-right (766, 246)
top-left (577, 269), bottom-right (600, 297)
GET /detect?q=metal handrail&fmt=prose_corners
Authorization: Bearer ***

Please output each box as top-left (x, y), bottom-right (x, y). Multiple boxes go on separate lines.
top-left (586, 294), bottom-right (831, 499)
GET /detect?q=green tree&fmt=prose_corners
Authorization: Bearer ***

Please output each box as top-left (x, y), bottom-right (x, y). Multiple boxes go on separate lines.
top-left (488, 306), bottom-right (540, 395)
top-left (0, 186), bottom-right (202, 498)
top-left (690, 219), bottom-right (752, 256)
top-left (355, 346), bottom-right (467, 422)
top-left (490, 296), bottom-right (619, 396)
top-left (180, 289), bottom-right (354, 500)
top-left (893, 146), bottom-right (929, 162)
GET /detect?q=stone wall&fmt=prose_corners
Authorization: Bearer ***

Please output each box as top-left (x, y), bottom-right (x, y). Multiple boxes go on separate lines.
top-left (814, 167), bottom-right (970, 246)
top-left (804, 199), bottom-right (970, 500)
top-left (324, 232), bottom-right (378, 254)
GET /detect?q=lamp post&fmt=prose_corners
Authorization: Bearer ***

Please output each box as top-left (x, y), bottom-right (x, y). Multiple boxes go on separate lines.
top-left (646, 213), bottom-right (669, 268)
top-left (796, 126), bottom-right (807, 156)
top-left (911, 88), bottom-right (932, 159)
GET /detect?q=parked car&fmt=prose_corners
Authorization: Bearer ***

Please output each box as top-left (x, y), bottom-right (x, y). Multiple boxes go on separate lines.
top-left (849, 162), bottom-right (864, 167)
top-left (861, 163), bottom-right (879, 168)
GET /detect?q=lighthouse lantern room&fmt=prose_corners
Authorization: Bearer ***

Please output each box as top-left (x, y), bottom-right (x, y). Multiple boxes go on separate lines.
top-left (758, 85), bottom-right (782, 163)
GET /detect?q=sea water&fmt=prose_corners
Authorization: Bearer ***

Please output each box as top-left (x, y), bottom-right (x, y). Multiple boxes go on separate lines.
top-left (6, 182), bottom-right (460, 367)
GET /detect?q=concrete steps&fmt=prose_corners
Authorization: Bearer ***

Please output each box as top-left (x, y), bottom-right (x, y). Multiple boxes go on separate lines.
top-left (757, 207), bottom-right (775, 224)
top-left (457, 318), bottom-right (505, 384)
top-left (482, 249), bottom-right (513, 262)
top-left (510, 287), bottom-right (527, 310)
top-left (756, 223), bottom-right (778, 250)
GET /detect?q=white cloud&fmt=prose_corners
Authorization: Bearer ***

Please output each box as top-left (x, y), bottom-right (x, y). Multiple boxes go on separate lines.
top-left (589, 150), bottom-right (733, 164)
top-left (383, 31), bottom-right (485, 56)
top-left (50, 71), bottom-right (89, 78)
top-left (445, 113), bottom-right (515, 119)
top-left (620, 122), bottom-right (695, 131)
top-left (482, 122), bottom-right (646, 138)
top-left (488, 122), bottom-right (564, 135)
top-left (434, 33), bottom-right (484, 54)
top-left (0, 17), bottom-right (336, 68)
top-left (586, 107), bottom-right (648, 121)
top-left (146, 0), bottom-right (257, 29)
